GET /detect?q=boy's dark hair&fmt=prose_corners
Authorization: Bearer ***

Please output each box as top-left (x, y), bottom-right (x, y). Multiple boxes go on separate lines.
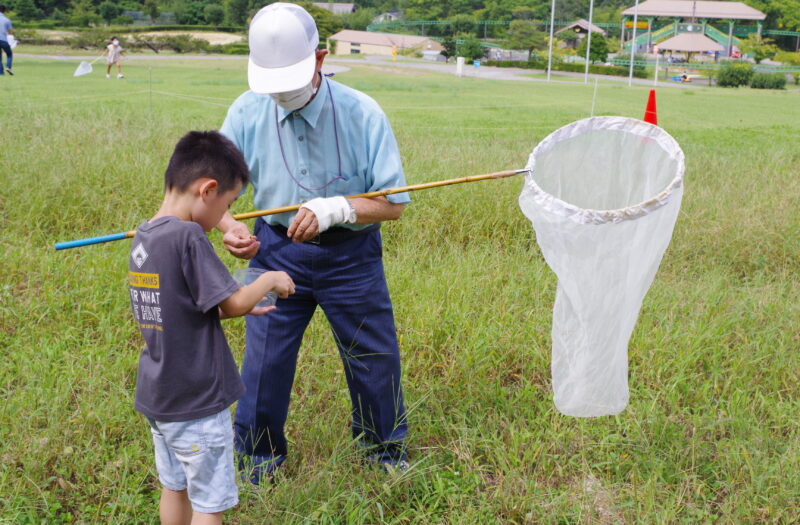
top-left (165, 131), bottom-right (249, 193)
top-left (0, 6), bottom-right (6, 13)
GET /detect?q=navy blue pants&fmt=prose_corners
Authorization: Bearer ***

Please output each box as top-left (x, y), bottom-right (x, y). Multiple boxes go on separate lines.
top-left (234, 219), bottom-right (407, 472)
top-left (0, 40), bottom-right (11, 73)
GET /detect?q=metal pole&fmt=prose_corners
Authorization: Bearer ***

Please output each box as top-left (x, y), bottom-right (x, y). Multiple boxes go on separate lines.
top-left (628, 0), bottom-right (640, 87)
top-left (547, 0), bottom-right (556, 81)
top-left (653, 52), bottom-right (659, 86)
top-left (584, 0), bottom-right (595, 83)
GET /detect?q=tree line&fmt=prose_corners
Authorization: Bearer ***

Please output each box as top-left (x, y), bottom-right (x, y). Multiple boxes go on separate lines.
top-left (5, 0), bottom-right (799, 33)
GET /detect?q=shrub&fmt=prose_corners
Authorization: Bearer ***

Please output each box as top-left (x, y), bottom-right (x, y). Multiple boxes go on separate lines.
top-left (65, 30), bottom-right (111, 50)
top-left (210, 41), bottom-right (249, 55)
top-left (716, 61), bottom-right (754, 87)
top-left (749, 72), bottom-right (786, 90)
top-left (154, 34), bottom-right (210, 53)
top-left (484, 59), bottom-right (648, 79)
top-left (112, 15), bottom-right (134, 26)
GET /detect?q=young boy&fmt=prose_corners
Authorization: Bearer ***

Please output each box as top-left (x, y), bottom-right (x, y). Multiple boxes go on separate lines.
top-left (129, 130), bottom-right (295, 524)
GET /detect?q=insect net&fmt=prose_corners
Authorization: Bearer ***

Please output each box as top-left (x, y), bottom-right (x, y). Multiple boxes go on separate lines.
top-left (519, 116), bottom-right (684, 417)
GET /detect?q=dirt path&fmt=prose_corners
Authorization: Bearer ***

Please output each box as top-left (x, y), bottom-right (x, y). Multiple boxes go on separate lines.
top-left (341, 55), bottom-right (702, 89)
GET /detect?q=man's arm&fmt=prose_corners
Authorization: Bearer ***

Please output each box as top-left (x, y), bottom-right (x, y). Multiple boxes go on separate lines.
top-left (287, 196), bottom-right (404, 243)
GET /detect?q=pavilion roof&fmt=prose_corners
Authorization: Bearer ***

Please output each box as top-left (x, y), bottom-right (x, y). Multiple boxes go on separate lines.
top-left (656, 32), bottom-right (725, 51)
top-left (555, 19), bottom-right (608, 36)
top-left (622, 1), bottom-right (765, 21)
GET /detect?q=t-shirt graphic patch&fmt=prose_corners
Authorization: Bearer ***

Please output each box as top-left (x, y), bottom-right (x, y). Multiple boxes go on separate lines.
top-left (132, 243), bottom-right (148, 268)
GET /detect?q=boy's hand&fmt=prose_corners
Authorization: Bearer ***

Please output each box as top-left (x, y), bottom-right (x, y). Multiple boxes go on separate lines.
top-left (247, 305), bottom-right (277, 316)
top-left (264, 271), bottom-right (295, 298)
top-left (222, 220), bottom-right (260, 259)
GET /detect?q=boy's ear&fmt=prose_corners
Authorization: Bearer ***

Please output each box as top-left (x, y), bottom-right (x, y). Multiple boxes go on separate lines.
top-left (197, 178), bottom-right (218, 198)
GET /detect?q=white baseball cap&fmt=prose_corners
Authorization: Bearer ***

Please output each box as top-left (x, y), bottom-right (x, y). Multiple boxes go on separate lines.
top-left (248, 3), bottom-right (319, 94)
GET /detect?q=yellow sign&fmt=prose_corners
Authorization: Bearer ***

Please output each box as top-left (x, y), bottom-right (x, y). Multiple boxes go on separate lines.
top-left (625, 21), bottom-right (650, 29)
top-left (129, 272), bottom-right (160, 289)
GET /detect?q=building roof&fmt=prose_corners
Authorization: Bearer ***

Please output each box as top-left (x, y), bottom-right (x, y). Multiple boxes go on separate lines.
top-left (312, 3), bottom-right (355, 15)
top-left (556, 19), bottom-right (607, 36)
top-left (656, 32), bottom-right (725, 51)
top-left (329, 30), bottom-right (436, 49)
top-left (622, 1), bottom-right (765, 21)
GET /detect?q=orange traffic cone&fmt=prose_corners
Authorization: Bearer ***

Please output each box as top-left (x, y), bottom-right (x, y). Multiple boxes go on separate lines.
top-left (643, 89), bottom-right (658, 125)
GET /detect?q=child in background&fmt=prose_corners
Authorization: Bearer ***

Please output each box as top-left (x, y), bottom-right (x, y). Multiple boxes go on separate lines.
top-left (104, 36), bottom-right (125, 78)
top-left (129, 130), bottom-right (295, 524)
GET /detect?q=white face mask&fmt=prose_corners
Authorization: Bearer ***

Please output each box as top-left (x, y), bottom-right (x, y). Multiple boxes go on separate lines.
top-left (112, 40), bottom-right (119, 45)
top-left (270, 82), bottom-right (317, 111)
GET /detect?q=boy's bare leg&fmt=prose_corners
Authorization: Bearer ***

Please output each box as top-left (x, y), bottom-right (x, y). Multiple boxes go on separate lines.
top-left (160, 487), bottom-right (192, 525)
top-left (106, 63), bottom-right (111, 75)
top-left (191, 511), bottom-right (223, 525)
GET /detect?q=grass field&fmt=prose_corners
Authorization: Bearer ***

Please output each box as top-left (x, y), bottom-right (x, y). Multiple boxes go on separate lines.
top-left (1, 56), bottom-right (799, 523)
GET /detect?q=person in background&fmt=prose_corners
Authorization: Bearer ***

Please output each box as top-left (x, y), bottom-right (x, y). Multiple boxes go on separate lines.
top-left (218, 2), bottom-right (410, 483)
top-left (128, 130), bottom-right (295, 524)
top-left (0, 5), bottom-right (13, 76)
top-left (105, 36), bottom-right (125, 79)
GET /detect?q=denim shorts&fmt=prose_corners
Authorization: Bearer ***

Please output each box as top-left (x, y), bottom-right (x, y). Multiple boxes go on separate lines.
top-left (147, 408), bottom-right (238, 513)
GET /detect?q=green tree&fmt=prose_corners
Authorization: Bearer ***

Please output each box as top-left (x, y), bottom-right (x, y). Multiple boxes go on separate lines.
top-left (204, 3), bottom-right (225, 25)
top-left (450, 13), bottom-right (477, 35)
top-left (503, 19), bottom-right (547, 61)
top-left (511, 6), bottom-right (536, 20)
top-left (302, 2), bottom-right (344, 44)
top-left (98, 1), bottom-right (121, 24)
top-left (14, 0), bottom-right (43, 21)
top-left (458, 35), bottom-right (485, 61)
top-left (226, 0), bottom-right (251, 26)
top-left (144, 0), bottom-right (160, 23)
top-left (175, 1), bottom-right (205, 25)
top-left (441, 35), bottom-right (457, 62)
top-left (739, 34), bottom-right (778, 63)
top-left (577, 33), bottom-right (609, 63)
top-left (340, 7), bottom-right (378, 31)
top-left (68, 0), bottom-right (101, 26)
top-left (773, 0), bottom-right (800, 30)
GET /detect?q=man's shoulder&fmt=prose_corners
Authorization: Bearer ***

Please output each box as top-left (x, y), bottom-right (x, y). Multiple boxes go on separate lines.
top-left (329, 79), bottom-right (385, 118)
top-left (230, 90), bottom-right (266, 111)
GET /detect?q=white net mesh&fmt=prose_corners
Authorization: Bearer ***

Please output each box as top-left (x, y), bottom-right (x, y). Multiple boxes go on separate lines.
top-left (519, 116), bottom-right (685, 417)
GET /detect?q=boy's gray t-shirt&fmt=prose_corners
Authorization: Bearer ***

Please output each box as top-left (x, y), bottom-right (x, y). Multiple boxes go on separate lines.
top-left (129, 216), bottom-right (244, 422)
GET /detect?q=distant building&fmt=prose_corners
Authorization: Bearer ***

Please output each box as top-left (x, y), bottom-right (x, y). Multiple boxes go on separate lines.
top-left (556, 19), bottom-right (607, 49)
top-left (312, 3), bottom-right (355, 15)
top-left (329, 30), bottom-right (442, 56)
top-left (556, 19), bottom-right (607, 37)
top-left (372, 11), bottom-right (403, 24)
top-left (421, 49), bottom-right (444, 61)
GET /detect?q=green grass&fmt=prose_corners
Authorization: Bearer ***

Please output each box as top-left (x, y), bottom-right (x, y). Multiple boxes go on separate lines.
top-left (1, 55), bottom-right (799, 523)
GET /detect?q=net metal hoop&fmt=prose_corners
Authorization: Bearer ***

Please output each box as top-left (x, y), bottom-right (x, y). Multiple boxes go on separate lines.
top-left (523, 116), bottom-right (685, 225)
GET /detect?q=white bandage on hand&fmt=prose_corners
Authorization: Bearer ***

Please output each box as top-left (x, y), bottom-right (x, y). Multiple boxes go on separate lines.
top-left (300, 196), bottom-right (356, 233)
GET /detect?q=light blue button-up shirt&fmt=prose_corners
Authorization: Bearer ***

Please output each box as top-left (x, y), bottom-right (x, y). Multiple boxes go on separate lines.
top-left (221, 76), bottom-right (410, 230)
top-left (0, 14), bottom-right (12, 42)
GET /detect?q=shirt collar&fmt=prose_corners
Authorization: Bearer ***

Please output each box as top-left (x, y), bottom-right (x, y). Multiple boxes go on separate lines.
top-left (276, 75), bottom-right (329, 128)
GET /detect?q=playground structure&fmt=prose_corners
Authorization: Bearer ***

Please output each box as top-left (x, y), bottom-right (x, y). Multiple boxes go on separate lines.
top-left (619, 0), bottom-right (765, 57)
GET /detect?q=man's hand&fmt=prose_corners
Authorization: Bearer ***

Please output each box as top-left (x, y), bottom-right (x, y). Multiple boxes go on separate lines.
top-left (287, 208), bottom-right (320, 243)
top-left (221, 220), bottom-right (260, 259)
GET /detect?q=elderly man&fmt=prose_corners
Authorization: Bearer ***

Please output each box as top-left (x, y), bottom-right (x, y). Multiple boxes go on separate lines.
top-left (218, 3), bottom-right (409, 482)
